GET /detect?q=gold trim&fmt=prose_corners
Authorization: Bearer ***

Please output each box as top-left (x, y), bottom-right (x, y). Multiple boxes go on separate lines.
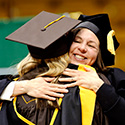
top-left (21, 95), bottom-right (36, 104)
top-left (0, 102), bottom-right (3, 111)
top-left (49, 98), bottom-right (62, 125)
top-left (78, 64), bottom-right (96, 125)
top-left (49, 64), bottom-right (96, 125)
top-left (13, 97), bottom-right (35, 125)
top-left (41, 15), bottom-right (65, 31)
top-left (79, 86), bottom-right (96, 125)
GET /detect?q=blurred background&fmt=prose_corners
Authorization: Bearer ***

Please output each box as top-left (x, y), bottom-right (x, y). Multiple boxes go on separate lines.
top-left (0, 0), bottom-right (125, 74)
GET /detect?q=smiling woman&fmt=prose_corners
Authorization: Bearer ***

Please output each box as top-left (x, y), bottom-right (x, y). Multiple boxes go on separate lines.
top-left (60, 13), bottom-right (125, 125)
top-left (69, 28), bottom-right (100, 66)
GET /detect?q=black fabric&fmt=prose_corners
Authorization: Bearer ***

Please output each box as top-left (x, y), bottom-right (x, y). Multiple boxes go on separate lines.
top-left (53, 64), bottom-right (82, 125)
top-left (97, 68), bottom-right (125, 125)
top-left (0, 102), bottom-right (9, 125)
top-left (0, 65), bottom-right (125, 125)
top-left (28, 35), bottom-right (72, 59)
top-left (92, 72), bottom-right (111, 125)
top-left (75, 21), bottom-right (101, 41)
top-left (77, 14), bottom-right (119, 66)
top-left (7, 101), bottom-right (28, 125)
top-left (54, 86), bottom-right (82, 125)
top-left (0, 75), bottom-right (13, 95)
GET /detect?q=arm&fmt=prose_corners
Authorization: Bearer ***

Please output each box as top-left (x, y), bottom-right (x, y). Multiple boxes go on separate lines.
top-left (96, 68), bottom-right (125, 124)
top-left (12, 77), bottom-right (68, 100)
top-left (0, 76), bottom-right (68, 101)
top-left (59, 67), bottom-right (125, 124)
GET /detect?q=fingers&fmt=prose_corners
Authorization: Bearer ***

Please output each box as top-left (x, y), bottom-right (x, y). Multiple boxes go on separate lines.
top-left (45, 91), bottom-right (65, 98)
top-left (48, 83), bottom-right (69, 94)
top-left (41, 92), bottom-right (64, 101)
top-left (41, 95), bottom-right (57, 101)
top-left (65, 82), bottom-right (77, 88)
top-left (42, 85), bottom-right (68, 101)
top-left (63, 68), bottom-right (86, 77)
top-left (48, 83), bottom-right (67, 89)
top-left (83, 66), bottom-right (95, 72)
top-left (42, 77), bottom-right (55, 82)
top-left (59, 77), bottom-right (77, 82)
top-left (63, 69), bottom-right (77, 77)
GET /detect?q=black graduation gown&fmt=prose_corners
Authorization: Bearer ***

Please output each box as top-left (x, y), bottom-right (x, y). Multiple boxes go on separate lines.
top-left (0, 65), bottom-right (125, 125)
top-left (0, 75), bottom-right (13, 95)
top-left (0, 64), bottom-right (96, 125)
top-left (0, 75), bottom-right (14, 125)
top-left (96, 68), bottom-right (125, 125)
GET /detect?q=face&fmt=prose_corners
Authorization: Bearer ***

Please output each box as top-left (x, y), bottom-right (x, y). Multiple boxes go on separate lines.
top-left (69, 28), bottom-right (100, 66)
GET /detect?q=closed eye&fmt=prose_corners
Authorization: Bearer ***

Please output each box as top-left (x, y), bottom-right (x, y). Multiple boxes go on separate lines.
top-left (88, 44), bottom-right (95, 48)
top-left (73, 40), bottom-right (81, 43)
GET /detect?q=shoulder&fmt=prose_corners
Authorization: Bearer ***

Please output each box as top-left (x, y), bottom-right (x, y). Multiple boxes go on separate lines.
top-left (0, 74), bottom-right (19, 95)
top-left (0, 74), bottom-right (19, 80)
top-left (104, 67), bottom-right (125, 89)
top-left (106, 67), bottom-right (125, 79)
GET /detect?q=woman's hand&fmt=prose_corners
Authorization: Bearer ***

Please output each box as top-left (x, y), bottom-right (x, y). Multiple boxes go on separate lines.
top-left (13, 77), bottom-right (68, 101)
top-left (59, 67), bottom-right (104, 92)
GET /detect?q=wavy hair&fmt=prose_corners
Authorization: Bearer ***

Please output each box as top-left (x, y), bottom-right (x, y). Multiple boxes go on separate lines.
top-left (17, 53), bottom-right (70, 78)
top-left (17, 53), bottom-right (70, 108)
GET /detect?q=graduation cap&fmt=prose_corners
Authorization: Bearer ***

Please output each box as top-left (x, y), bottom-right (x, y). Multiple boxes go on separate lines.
top-left (75, 14), bottom-right (119, 66)
top-left (6, 11), bottom-right (81, 59)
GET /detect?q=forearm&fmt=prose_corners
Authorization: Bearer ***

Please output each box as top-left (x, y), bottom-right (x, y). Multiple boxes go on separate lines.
top-left (12, 80), bottom-right (28, 97)
top-left (1, 77), bottom-right (69, 101)
top-left (0, 80), bottom-right (28, 100)
top-left (97, 83), bottom-right (125, 124)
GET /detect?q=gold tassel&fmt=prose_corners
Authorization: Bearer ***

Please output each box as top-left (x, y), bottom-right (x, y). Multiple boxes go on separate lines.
top-left (107, 30), bottom-right (115, 55)
top-left (41, 15), bottom-right (65, 31)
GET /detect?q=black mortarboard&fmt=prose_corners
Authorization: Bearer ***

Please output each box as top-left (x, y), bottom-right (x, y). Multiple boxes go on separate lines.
top-left (6, 11), bottom-right (81, 59)
top-left (75, 14), bottom-right (119, 66)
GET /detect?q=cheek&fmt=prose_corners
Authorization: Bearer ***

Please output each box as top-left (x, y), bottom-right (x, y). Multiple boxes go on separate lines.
top-left (69, 43), bottom-right (76, 56)
top-left (89, 50), bottom-right (99, 62)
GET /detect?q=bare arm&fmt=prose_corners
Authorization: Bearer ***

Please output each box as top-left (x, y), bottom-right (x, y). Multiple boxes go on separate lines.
top-left (12, 77), bottom-right (69, 100)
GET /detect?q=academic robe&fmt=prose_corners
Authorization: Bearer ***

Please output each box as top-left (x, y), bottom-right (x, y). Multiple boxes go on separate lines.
top-left (0, 64), bottom-right (96, 125)
top-left (0, 75), bottom-right (13, 95)
top-left (0, 64), bottom-right (125, 125)
top-left (0, 75), bottom-right (14, 125)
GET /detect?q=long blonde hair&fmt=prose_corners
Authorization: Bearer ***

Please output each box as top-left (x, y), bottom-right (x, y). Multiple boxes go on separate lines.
top-left (17, 53), bottom-right (70, 108)
top-left (17, 53), bottom-right (70, 78)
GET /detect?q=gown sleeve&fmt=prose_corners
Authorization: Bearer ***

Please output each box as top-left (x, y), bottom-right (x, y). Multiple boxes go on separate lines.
top-left (0, 75), bottom-right (13, 95)
top-left (96, 68), bottom-right (125, 125)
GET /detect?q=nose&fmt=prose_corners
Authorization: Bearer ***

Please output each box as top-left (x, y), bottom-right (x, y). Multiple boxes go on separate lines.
top-left (78, 43), bottom-right (87, 53)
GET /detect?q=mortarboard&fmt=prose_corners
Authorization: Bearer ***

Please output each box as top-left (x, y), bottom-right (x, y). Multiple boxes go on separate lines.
top-left (75, 14), bottom-right (119, 66)
top-left (6, 11), bottom-right (81, 59)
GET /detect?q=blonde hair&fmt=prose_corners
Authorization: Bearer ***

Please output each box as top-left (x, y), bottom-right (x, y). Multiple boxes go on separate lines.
top-left (17, 53), bottom-right (70, 77)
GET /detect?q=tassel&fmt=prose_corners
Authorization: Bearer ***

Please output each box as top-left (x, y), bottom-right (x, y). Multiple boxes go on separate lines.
top-left (41, 15), bottom-right (65, 31)
top-left (107, 30), bottom-right (115, 55)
